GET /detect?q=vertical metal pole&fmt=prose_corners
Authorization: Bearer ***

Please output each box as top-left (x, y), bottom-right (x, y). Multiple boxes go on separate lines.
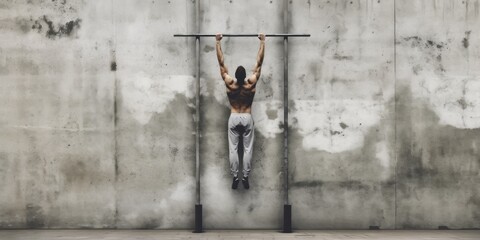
top-left (195, 38), bottom-right (201, 205)
top-left (282, 0), bottom-right (292, 234)
top-left (194, 0), bottom-right (202, 233)
top-left (283, 39), bottom-right (289, 206)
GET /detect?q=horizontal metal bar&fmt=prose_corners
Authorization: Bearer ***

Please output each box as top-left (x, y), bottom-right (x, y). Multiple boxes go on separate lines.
top-left (174, 33), bottom-right (310, 37)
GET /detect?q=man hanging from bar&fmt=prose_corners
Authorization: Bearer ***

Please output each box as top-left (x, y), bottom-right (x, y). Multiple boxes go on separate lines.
top-left (215, 33), bottom-right (265, 190)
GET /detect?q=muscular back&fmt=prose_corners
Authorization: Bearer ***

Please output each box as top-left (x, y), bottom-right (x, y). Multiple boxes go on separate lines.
top-left (226, 80), bottom-right (256, 113)
top-left (215, 33), bottom-right (265, 113)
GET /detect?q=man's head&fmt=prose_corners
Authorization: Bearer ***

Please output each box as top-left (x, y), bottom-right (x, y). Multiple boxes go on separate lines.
top-left (235, 66), bottom-right (246, 85)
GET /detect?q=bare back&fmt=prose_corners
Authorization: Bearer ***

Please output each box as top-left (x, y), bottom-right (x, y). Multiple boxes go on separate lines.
top-left (226, 79), bottom-right (256, 113)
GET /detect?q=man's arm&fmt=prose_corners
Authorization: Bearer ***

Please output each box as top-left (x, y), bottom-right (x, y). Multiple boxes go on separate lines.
top-left (248, 33), bottom-right (265, 85)
top-left (216, 33), bottom-right (234, 85)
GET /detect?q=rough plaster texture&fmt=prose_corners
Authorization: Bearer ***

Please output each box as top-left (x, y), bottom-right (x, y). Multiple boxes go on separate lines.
top-left (0, 0), bottom-right (479, 230)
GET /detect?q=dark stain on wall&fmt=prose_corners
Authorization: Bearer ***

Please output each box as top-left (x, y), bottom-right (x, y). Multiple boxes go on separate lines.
top-left (259, 73), bottom-right (274, 98)
top-left (333, 53), bottom-right (353, 60)
top-left (26, 203), bottom-right (45, 228)
top-left (457, 98), bottom-right (468, 110)
top-left (462, 31), bottom-right (471, 48)
top-left (61, 160), bottom-right (87, 184)
top-left (396, 85), bottom-right (480, 187)
top-left (44, 16), bottom-right (81, 38)
top-left (309, 62), bottom-right (322, 83)
top-left (4, 58), bottom-right (40, 75)
top-left (467, 194), bottom-right (480, 221)
top-left (395, 84), bottom-right (480, 228)
top-left (113, 73), bottom-right (119, 191)
top-left (169, 144), bottom-right (179, 161)
top-left (330, 130), bottom-right (342, 135)
top-left (51, 0), bottom-right (68, 5)
top-left (291, 178), bottom-right (383, 192)
top-left (58, 157), bottom-right (109, 190)
top-left (396, 85), bottom-right (434, 187)
top-left (110, 61), bottom-right (117, 71)
top-left (110, 43), bottom-right (117, 72)
top-left (266, 109), bottom-right (278, 120)
top-left (145, 109), bottom-right (195, 185)
top-left (291, 180), bottom-right (324, 188)
top-left (31, 20), bottom-right (43, 32)
top-left (166, 43), bottom-right (180, 55)
top-left (203, 45), bottom-right (214, 53)
top-left (338, 180), bottom-right (371, 191)
top-left (402, 36), bottom-right (446, 73)
top-left (31, 16), bottom-right (81, 39)
top-left (248, 204), bottom-right (255, 212)
top-left (15, 17), bottom-right (32, 33)
top-left (426, 40), bottom-right (443, 49)
top-left (226, 17), bottom-right (231, 30)
top-left (140, 218), bottom-right (161, 229)
top-left (403, 36), bottom-right (444, 49)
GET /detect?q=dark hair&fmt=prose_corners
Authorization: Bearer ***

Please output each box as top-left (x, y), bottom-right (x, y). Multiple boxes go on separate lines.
top-left (235, 66), bottom-right (246, 85)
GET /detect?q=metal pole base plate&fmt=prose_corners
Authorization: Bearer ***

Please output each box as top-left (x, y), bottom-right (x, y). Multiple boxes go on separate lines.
top-left (193, 204), bottom-right (203, 233)
top-left (283, 204), bottom-right (292, 233)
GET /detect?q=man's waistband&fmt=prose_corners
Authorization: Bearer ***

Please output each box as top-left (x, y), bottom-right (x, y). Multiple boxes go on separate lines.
top-left (230, 112), bottom-right (251, 115)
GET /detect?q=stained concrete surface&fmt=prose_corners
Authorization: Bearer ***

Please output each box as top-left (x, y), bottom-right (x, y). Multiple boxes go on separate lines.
top-left (395, 0), bottom-right (480, 229)
top-left (288, 0), bottom-right (396, 229)
top-left (0, 0), bottom-right (116, 228)
top-left (0, 0), bottom-right (479, 230)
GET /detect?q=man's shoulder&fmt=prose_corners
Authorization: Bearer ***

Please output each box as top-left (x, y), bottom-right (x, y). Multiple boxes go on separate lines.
top-left (226, 83), bottom-right (239, 91)
top-left (241, 84), bottom-right (256, 92)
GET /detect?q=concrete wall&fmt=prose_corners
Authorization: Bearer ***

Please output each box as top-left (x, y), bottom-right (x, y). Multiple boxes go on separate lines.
top-left (0, 0), bottom-right (116, 228)
top-left (0, 0), bottom-right (479, 229)
top-left (395, 0), bottom-right (480, 229)
top-left (289, 0), bottom-right (396, 229)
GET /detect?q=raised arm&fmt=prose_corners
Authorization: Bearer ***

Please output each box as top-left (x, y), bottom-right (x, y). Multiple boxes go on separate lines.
top-left (216, 33), bottom-right (234, 85)
top-left (248, 33), bottom-right (265, 85)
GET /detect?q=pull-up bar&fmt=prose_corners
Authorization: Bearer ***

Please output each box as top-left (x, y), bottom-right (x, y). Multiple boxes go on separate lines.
top-left (174, 33), bottom-right (310, 37)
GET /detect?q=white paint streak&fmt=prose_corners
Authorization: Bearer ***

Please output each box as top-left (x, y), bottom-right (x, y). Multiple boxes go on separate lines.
top-left (292, 100), bottom-right (384, 153)
top-left (412, 72), bottom-right (480, 129)
top-left (376, 141), bottom-right (390, 180)
top-left (119, 71), bottom-right (195, 124)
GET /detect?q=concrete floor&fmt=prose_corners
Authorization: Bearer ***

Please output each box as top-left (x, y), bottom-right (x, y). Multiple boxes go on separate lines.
top-left (0, 230), bottom-right (479, 240)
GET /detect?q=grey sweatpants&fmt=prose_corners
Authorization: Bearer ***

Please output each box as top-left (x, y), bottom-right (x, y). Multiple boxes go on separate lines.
top-left (228, 113), bottom-right (254, 178)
